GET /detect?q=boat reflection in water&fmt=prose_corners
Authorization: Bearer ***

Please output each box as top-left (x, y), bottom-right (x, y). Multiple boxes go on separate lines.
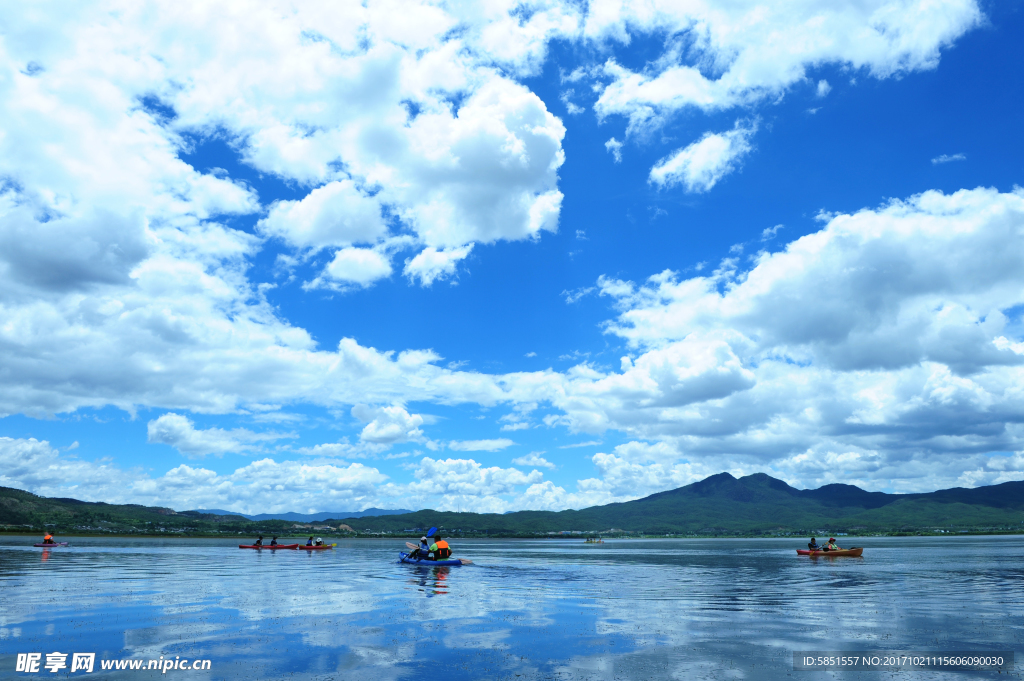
top-left (409, 565), bottom-right (450, 597)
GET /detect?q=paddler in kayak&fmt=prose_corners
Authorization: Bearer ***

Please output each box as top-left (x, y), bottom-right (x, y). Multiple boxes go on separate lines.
top-left (254, 535), bottom-right (264, 546)
top-left (427, 533), bottom-right (452, 560)
top-left (41, 533), bottom-right (56, 545)
top-left (807, 537), bottom-right (821, 551)
top-left (306, 536), bottom-right (314, 546)
top-left (270, 536), bottom-right (279, 546)
top-left (410, 536), bottom-right (431, 559)
top-left (823, 538), bottom-right (840, 552)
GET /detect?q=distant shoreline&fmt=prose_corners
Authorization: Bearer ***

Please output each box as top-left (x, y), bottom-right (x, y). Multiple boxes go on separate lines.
top-left (5, 530), bottom-right (1023, 540)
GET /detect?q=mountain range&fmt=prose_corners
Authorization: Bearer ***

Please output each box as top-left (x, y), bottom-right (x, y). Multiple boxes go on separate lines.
top-left (336, 472), bottom-right (1024, 535)
top-left (2, 473), bottom-right (1022, 537)
top-left (190, 508), bottom-right (412, 522)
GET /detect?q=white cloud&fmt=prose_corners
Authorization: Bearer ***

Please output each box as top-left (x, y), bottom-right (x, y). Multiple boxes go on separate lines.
top-left (563, 286), bottom-right (595, 304)
top-left (352, 404), bottom-right (425, 445)
top-left (558, 440), bottom-right (602, 449)
top-left (605, 137), bottom-right (623, 163)
top-left (295, 440), bottom-right (389, 459)
top-left (560, 89), bottom-right (585, 115)
top-left (0, 0), bottom-right (1012, 510)
top-left (310, 247), bottom-right (393, 289)
top-left (258, 181), bottom-right (386, 252)
top-left (0, 1), bottom-right (576, 421)
top-left (650, 120), bottom-right (756, 192)
top-left (403, 245), bottom-right (473, 286)
top-left (504, 187), bottom-right (1024, 496)
top-left (816, 79), bottom-right (832, 97)
top-left (0, 437), bottom-right (388, 514)
top-left (932, 153), bottom-right (967, 164)
top-left (146, 413), bottom-right (294, 458)
top-left (402, 456), bottom-right (544, 511)
top-left (591, 0), bottom-right (982, 135)
top-left (448, 438), bottom-right (515, 452)
top-left (511, 452), bottom-right (555, 469)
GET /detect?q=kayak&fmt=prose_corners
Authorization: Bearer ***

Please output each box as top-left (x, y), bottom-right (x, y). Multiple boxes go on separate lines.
top-left (300, 545), bottom-right (334, 550)
top-left (398, 551), bottom-right (464, 566)
top-left (34, 542), bottom-right (70, 547)
top-left (238, 544), bottom-right (299, 550)
top-left (797, 548), bottom-right (863, 557)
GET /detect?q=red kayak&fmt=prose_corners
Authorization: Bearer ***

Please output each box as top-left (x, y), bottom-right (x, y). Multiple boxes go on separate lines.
top-left (797, 547), bottom-right (863, 557)
top-left (238, 544), bottom-right (299, 550)
top-left (299, 544), bottom-right (334, 550)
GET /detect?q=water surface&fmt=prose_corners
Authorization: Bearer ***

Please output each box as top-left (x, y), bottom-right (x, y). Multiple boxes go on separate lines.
top-left (1, 536), bottom-right (1021, 679)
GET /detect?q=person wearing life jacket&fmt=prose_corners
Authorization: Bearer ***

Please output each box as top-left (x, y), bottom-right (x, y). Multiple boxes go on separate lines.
top-left (427, 533), bottom-right (452, 560)
top-left (315, 537), bottom-right (323, 546)
top-left (807, 537), bottom-right (821, 551)
top-left (306, 536), bottom-right (314, 546)
top-left (823, 538), bottom-right (840, 552)
top-left (270, 536), bottom-right (278, 546)
top-left (42, 533), bottom-right (56, 545)
top-left (254, 535), bottom-right (264, 546)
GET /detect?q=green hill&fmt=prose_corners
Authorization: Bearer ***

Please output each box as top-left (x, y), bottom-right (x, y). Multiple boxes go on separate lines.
top-left (0, 486), bottom-right (295, 537)
top-left (3, 473), bottom-right (1023, 538)
top-left (332, 473), bottom-right (1024, 536)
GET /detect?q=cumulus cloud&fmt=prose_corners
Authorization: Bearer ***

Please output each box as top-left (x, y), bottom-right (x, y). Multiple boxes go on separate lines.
top-left (511, 452), bottom-right (555, 469)
top-left (0, 0), bottom-right (1011, 511)
top-left (402, 456), bottom-right (544, 512)
top-left (352, 404), bottom-right (425, 444)
top-left (0, 1), bottom-right (575, 424)
top-left (309, 247), bottom-right (393, 289)
top-left (403, 245), bottom-right (473, 286)
top-left (511, 187), bottom-right (1024, 494)
top-left (932, 153), bottom-right (967, 164)
top-left (649, 120), bottom-right (756, 192)
top-left (449, 438), bottom-right (515, 452)
top-left (591, 0), bottom-right (982, 135)
top-left (295, 440), bottom-right (389, 459)
top-left (816, 79), bottom-right (832, 97)
top-left (0, 437), bottom-right (387, 514)
top-left (257, 181), bottom-right (387, 252)
top-left (0, 0), bottom-right (988, 424)
top-left (605, 137), bottom-right (623, 162)
top-left (146, 413), bottom-right (295, 458)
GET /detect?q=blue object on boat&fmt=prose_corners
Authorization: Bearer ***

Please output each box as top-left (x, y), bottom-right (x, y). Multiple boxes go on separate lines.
top-left (426, 526), bottom-right (437, 538)
top-left (398, 552), bottom-right (462, 566)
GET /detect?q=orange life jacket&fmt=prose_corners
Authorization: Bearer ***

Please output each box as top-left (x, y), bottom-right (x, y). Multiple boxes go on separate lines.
top-left (431, 540), bottom-right (452, 559)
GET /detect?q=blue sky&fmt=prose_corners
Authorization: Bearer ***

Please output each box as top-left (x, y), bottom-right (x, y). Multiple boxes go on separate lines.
top-left (2, 0), bottom-right (1024, 514)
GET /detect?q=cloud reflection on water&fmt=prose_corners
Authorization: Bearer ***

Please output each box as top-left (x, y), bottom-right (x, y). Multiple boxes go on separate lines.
top-left (1, 537), bottom-right (1021, 680)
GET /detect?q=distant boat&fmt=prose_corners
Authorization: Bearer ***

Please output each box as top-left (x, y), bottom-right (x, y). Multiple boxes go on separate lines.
top-left (583, 538), bottom-right (604, 544)
top-left (797, 547), bottom-right (863, 557)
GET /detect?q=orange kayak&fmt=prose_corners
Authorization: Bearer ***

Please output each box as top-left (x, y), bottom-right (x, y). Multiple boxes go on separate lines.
top-left (797, 548), bottom-right (863, 557)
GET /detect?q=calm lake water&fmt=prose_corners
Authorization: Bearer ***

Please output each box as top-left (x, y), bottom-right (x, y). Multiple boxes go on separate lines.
top-left (1, 536), bottom-right (1021, 680)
